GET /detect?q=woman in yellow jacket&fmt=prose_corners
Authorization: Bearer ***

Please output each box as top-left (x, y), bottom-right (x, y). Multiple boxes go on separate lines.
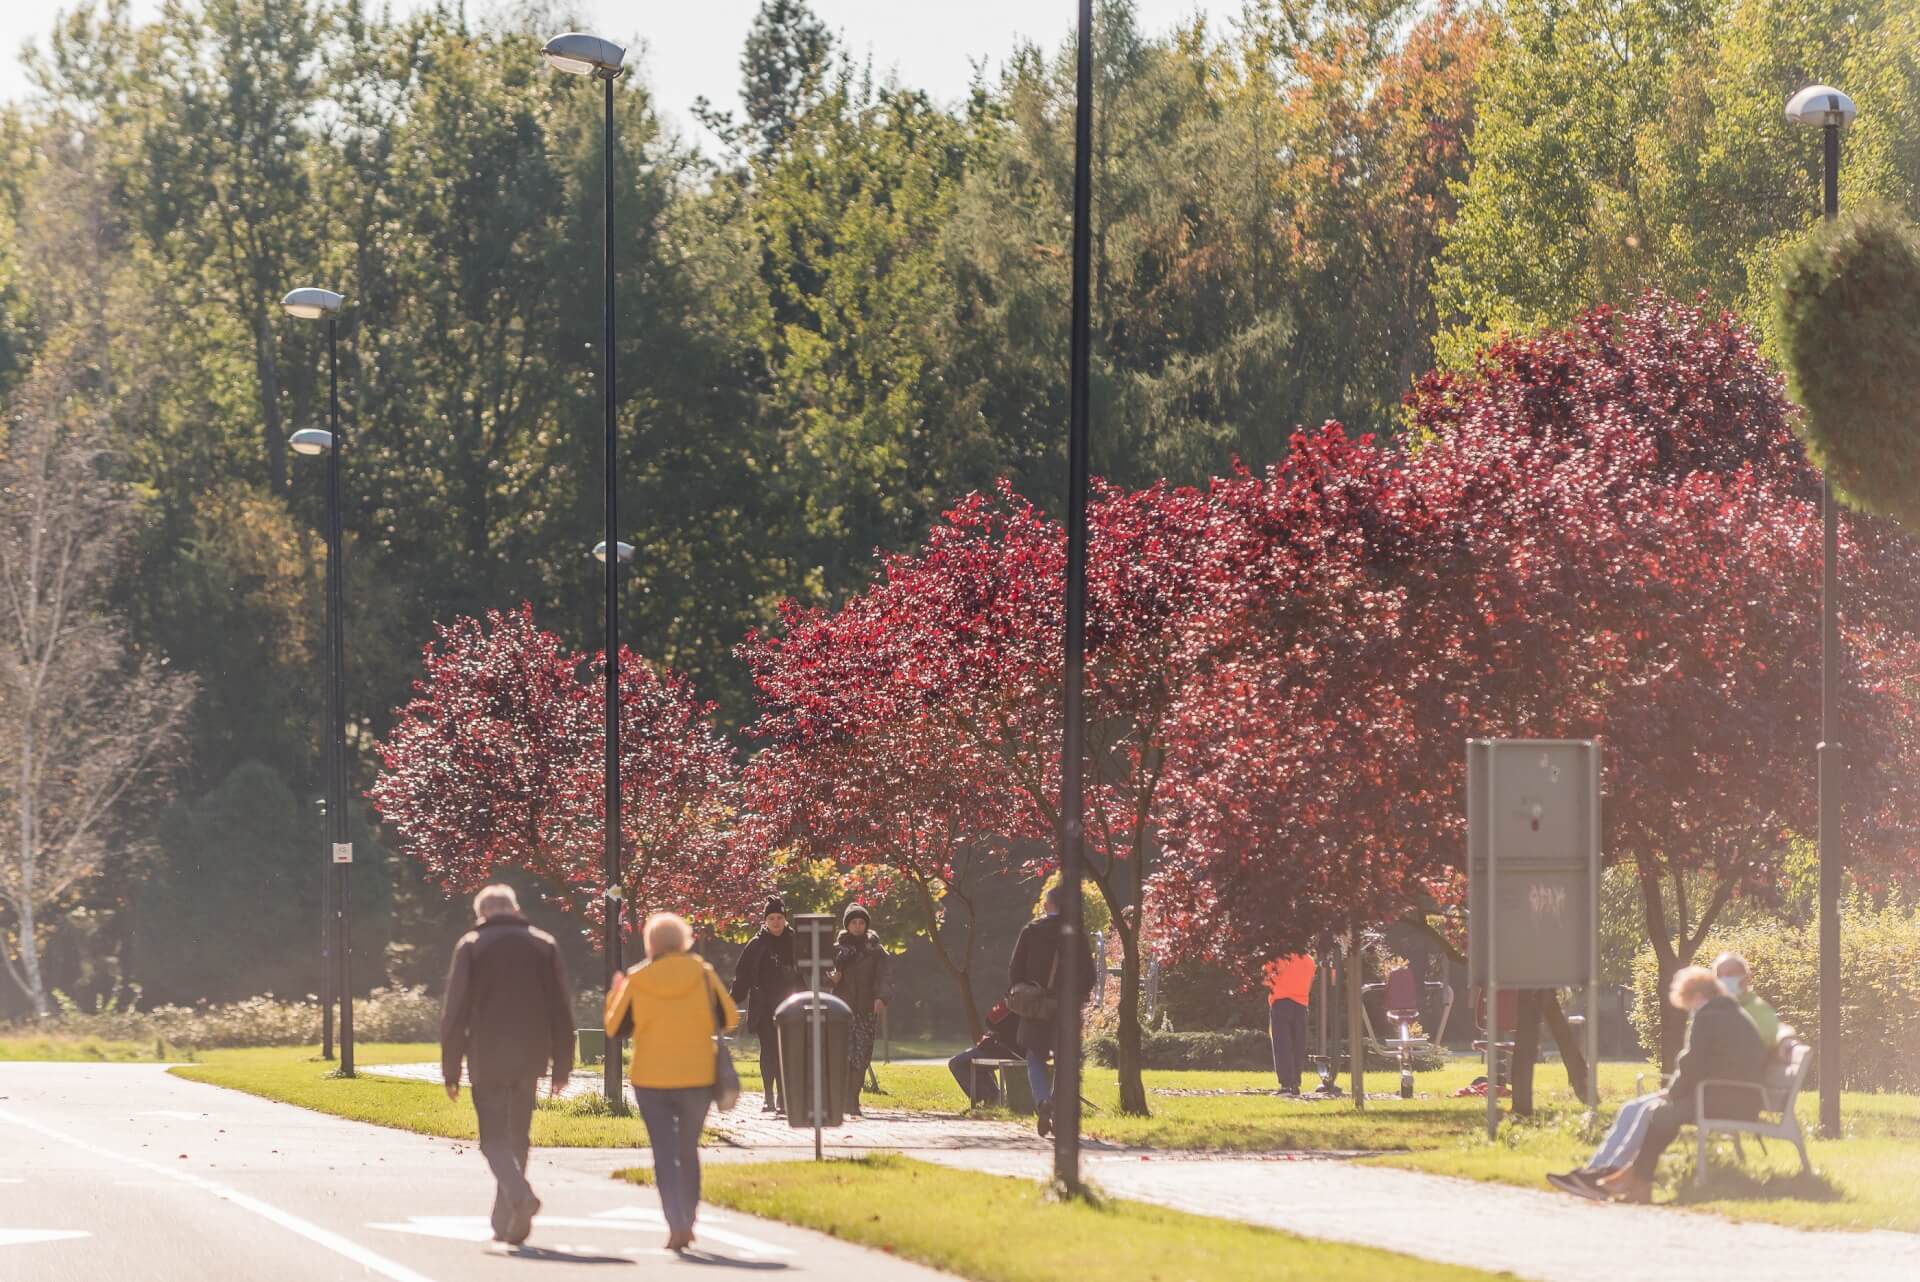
top-left (603, 911), bottom-right (739, 1252)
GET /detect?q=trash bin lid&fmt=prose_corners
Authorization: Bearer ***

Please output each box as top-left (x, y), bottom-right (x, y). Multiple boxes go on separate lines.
top-left (774, 991), bottom-right (853, 1021)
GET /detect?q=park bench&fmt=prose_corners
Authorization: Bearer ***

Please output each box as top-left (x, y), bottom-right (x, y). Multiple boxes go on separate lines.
top-left (965, 1056), bottom-right (1029, 1114)
top-left (1636, 1039), bottom-right (1816, 1186)
top-left (1690, 1039), bottom-right (1816, 1186)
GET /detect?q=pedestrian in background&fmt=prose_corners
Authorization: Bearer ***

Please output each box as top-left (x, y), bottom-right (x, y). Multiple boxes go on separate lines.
top-left (438, 884), bottom-right (575, 1248)
top-left (730, 896), bottom-right (798, 1114)
top-left (1264, 952), bottom-right (1315, 1096)
top-left (830, 903), bottom-right (893, 1116)
top-left (1007, 883), bottom-right (1095, 1138)
top-left (603, 911), bottom-right (739, 1253)
top-left (948, 1000), bottom-right (1022, 1107)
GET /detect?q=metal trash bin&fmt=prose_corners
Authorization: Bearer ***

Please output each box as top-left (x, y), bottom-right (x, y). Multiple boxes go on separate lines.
top-left (774, 991), bottom-right (852, 1128)
top-left (577, 1027), bottom-right (606, 1065)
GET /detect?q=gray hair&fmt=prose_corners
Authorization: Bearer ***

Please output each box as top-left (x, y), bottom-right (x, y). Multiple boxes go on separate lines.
top-left (645, 911), bottom-right (693, 958)
top-left (473, 884), bottom-right (520, 920)
top-left (1712, 952), bottom-right (1749, 978)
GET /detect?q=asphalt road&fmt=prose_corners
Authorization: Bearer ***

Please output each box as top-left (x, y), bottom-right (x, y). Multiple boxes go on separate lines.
top-left (0, 1062), bottom-right (954, 1282)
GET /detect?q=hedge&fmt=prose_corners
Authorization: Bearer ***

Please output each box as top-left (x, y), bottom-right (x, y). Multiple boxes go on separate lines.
top-left (1629, 899), bottom-right (1920, 1092)
top-left (1086, 1028), bottom-right (1444, 1073)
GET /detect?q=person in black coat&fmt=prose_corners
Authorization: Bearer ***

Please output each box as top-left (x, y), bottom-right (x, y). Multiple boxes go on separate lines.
top-left (1596, 965), bottom-right (1769, 1203)
top-left (439, 884), bottom-right (575, 1246)
top-left (729, 897), bottom-right (798, 1114)
top-left (1007, 883), bottom-right (1096, 1137)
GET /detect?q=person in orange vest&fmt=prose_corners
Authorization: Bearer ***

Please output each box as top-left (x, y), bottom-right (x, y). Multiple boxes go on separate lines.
top-left (1264, 953), bottom-right (1316, 1095)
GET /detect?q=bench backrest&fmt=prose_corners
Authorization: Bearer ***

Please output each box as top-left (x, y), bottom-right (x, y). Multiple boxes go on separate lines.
top-left (1384, 967), bottom-right (1420, 1016)
top-left (1766, 1040), bottom-right (1815, 1115)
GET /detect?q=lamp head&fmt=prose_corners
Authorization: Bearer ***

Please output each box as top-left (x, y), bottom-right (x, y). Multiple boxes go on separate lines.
top-left (1785, 85), bottom-right (1856, 129)
top-left (289, 428), bottom-right (335, 456)
top-left (543, 32), bottom-right (626, 78)
top-left (592, 540), bottom-right (636, 565)
top-left (281, 287), bottom-right (345, 320)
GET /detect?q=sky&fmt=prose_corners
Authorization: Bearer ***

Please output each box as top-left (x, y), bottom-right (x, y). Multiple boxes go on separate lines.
top-left (0, 2), bottom-right (1237, 146)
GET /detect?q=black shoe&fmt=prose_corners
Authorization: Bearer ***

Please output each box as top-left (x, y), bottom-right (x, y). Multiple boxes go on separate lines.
top-left (1546, 1172), bottom-right (1608, 1202)
top-left (762, 1100), bottom-right (779, 1114)
top-left (1036, 1100), bottom-right (1054, 1138)
top-left (505, 1195), bottom-right (540, 1247)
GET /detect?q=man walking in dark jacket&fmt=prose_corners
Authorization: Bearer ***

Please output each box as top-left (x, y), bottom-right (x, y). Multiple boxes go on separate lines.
top-left (1007, 883), bottom-right (1096, 1138)
top-left (730, 896), bottom-right (798, 1114)
top-left (439, 884), bottom-right (576, 1247)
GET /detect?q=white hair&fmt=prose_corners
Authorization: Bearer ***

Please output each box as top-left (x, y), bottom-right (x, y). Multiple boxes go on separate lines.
top-left (473, 884), bottom-right (520, 919)
top-left (1712, 952), bottom-right (1750, 977)
top-left (645, 912), bottom-right (693, 958)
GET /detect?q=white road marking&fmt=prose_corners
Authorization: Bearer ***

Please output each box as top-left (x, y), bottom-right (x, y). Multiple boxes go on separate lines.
top-left (372, 1211), bottom-right (793, 1257)
top-left (0, 1108), bottom-right (441, 1282)
top-left (0, 1229), bottom-right (90, 1247)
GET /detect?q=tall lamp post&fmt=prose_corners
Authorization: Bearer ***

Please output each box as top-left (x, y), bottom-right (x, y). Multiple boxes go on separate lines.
top-left (1786, 83), bottom-right (1856, 1139)
top-left (544, 30), bottom-right (630, 1109)
top-left (284, 285), bottom-right (353, 1077)
top-left (1053, 0), bottom-right (1095, 1197)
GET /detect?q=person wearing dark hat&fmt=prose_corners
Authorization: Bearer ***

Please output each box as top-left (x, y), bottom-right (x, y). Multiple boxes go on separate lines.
top-left (830, 903), bottom-right (894, 1116)
top-left (729, 896), bottom-right (798, 1114)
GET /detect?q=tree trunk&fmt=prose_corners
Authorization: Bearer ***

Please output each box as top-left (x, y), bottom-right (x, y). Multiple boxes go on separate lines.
top-left (1114, 921), bottom-right (1149, 1115)
top-left (255, 309), bottom-right (287, 496)
top-left (16, 725), bottom-right (49, 1017)
top-left (1346, 937), bottom-right (1366, 1109)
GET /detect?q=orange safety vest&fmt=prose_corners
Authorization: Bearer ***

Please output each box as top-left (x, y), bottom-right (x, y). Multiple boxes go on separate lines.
top-left (1264, 953), bottom-right (1315, 1005)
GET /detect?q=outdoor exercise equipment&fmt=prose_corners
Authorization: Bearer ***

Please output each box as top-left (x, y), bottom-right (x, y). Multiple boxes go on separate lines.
top-left (1361, 965), bottom-right (1455, 1099)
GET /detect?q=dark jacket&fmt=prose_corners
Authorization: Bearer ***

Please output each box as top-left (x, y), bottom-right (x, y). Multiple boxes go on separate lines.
top-left (1669, 994), bottom-right (1770, 1120)
top-left (831, 932), bottom-right (895, 1014)
top-left (440, 913), bottom-right (575, 1089)
top-left (972, 1001), bottom-right (1021, 1059)
top-left (1007, 912), bottom-right (1097, 1054)
top-left (730, 925), bottom-right (799, 1034)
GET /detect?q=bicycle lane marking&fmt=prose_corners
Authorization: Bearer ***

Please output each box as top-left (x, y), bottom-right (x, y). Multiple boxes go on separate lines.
top-left (0, 1106), bottom-right (441, 1282)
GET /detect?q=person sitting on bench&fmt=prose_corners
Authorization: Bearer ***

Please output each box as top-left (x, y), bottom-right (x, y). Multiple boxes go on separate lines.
top-left (1549, 952), bottom-right (1782, 1199)
top-left (948, 1001), bottom-right (1022, 1107)
top-left (1593, 966), bottom-right (1768, 1204)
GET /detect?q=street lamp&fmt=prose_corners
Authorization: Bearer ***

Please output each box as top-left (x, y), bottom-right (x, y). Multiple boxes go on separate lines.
top-left (591, 541), bottom-right (636, 564)
top-left (283, 285), bottom-right (354, 1078)
top-left (545, 28), bottom-right (630, 1110)
top-left (1786, 83), bottom-right (1855, 1140)
top-left (1053, 0), bottom-right (1095, 1197)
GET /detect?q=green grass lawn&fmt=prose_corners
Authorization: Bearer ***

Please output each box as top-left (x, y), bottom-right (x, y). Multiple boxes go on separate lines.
top-left (1375, 1085), bottom-right (1920, 1233)
top-left (617, 1154), bottom-right (1511, 1282)
top-left (0, 1034), bottom-right (190, 1062)
top-left (171, 1044), bottom-right (658, 1147)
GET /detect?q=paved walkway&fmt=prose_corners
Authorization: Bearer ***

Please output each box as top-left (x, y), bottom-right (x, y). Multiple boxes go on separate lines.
top-left (0, 1063), bottom-right (959, 1282)
top-left (373, 1061), bottom-right (1920, 1282)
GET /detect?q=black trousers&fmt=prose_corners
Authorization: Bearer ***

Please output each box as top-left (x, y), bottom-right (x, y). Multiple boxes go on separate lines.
top-left (1269, 998), bottom-right (1307, 1092)
top-left (472, 1077), bottom-right (538, 1237)
top-left (1630, 1098), bottom-right (1699, 1179)
top-left (757, 1028), bottom-right (782, 1108)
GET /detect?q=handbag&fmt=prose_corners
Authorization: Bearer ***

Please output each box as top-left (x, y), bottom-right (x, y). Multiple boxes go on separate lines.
top-left (1006, 950), bottom-right (1060, 1021)
top-left (707, 974), bottom-right (741, 1113)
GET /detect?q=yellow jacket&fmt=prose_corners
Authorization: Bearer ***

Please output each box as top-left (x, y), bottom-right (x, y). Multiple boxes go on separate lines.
top-left (603, 952), bottom-right (739, 1089)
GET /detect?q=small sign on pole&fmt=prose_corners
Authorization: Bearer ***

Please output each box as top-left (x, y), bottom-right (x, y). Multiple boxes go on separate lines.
top-left (1468, 739), bottom-right (1601, 1139)
top-left (791, 912), bottom-right (837, 1161)
top-left (331, 843), bottom-right (353, 864)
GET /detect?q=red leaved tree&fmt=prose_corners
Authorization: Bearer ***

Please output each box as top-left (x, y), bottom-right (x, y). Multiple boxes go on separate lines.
top-left (372, 604), bottom-right (754, 947)
top-left (740, 592), bottom-right (1026, 1039)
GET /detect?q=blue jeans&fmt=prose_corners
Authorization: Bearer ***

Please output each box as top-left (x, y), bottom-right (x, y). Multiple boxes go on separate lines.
top-left (1585, 1093), bottom-right (1659, 1172)
top-left (949, 1046), bottom-right (1005, 1105)
top-left (1026, 1053), bottom-right (1053, 1106)
top-left (634, 1086), bottom-right (711, 1234)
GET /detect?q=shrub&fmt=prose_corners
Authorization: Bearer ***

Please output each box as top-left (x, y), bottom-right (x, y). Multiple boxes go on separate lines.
top-left (1774, 201), bottom-right (1920, 530)
top-left (1085, 1028), bottom-right (1443, 1073)
top-left (1629, 898), bottom-right (1920, 1092)
top-left (7, 986), bottom-right (443, 1050)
